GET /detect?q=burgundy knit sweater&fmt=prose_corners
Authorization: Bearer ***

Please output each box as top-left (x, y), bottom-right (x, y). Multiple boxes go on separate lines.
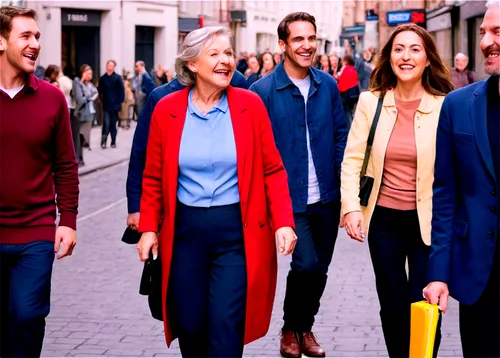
top-left (0, 74), bottom-right (79, 244)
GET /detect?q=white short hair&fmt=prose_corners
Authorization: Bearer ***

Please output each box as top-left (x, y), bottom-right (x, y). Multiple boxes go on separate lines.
top-left (455, 53), bottom-right (469, 60)
top-left (486, 0), bottom-right (500, 8)
top-left (175, 26), bottom-right (232, 86)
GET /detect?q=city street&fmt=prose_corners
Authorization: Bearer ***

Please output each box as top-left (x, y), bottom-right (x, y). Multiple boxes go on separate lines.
top-left (41, 162), bottom-right (462, 357)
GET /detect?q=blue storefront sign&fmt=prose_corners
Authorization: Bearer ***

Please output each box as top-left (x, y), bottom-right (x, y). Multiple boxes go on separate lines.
top-left (366, 9), bottom-right (379, 21)
top-left (386, 9), bottom-right (426, 27)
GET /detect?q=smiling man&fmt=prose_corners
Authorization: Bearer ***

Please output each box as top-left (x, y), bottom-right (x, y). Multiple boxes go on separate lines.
top-left (250, 12), bottom-right (347, 358)
top-left (424, 0), bottom-right (500, 356)
top-left (0, 6), bottom-right (79, 357)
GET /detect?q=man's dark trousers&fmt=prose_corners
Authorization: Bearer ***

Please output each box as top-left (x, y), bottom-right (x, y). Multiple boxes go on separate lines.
top-left (282, 200), bottom-right (340, 332)
top-left (459, 247), bottom-right (500, 358)
top-left (0, 241), bottom-right (54, 358)
top-left (102, 111), bottom-right (118, 146)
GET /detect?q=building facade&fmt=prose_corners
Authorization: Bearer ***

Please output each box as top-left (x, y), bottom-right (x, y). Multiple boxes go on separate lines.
top-left (424, 0), bottom-right (488, 78)
top-left (25, 0), bottom-right (178, 79)
top-left (178, 0), bottom-right (230, 48)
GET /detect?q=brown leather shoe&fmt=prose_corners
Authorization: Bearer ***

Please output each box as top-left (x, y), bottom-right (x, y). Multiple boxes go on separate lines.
top-left (280, 330), bottom-right (302, 358)
top-left (301, 332), bottom-right (326, 357)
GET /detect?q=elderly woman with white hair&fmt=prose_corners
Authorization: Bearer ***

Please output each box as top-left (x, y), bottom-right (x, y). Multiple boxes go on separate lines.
top-left (136, 26), bottom-right (297, 357)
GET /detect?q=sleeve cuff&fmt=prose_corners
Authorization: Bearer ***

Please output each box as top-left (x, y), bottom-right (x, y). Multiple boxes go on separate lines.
top-left (59, 211), bottom-right (77, 230)
top-left (127, 198), bottom-right (141, 214)
top-left (341, 201), bottom-right (361, 216)
top-left (138, 221), bottom-right (159, 233)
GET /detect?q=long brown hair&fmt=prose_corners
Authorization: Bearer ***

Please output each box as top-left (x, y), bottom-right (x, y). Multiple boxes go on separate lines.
top-left (370, 23), bottom-right (453, 96)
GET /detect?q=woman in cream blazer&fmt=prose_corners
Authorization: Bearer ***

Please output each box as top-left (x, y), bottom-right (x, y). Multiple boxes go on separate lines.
top-left (340, 24), bottom-right (453, 358)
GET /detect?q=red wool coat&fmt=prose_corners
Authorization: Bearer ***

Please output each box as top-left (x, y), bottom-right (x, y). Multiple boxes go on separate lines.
top-left (139, 86), bottom-right (295, 346)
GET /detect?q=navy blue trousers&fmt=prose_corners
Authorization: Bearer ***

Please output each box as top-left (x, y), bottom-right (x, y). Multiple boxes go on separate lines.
top-left (368, 206), bottom-right (441, 358)
top-left (282, 200), bottom-right (341, 332)
top-left (459, 247), bottom-right (500, 358)
top-left (168, 202), bottom-right (247, 358)
top-left (101, 110), bottom-right (118, 146)
top-left (0, 241), bottom-right (54, 358)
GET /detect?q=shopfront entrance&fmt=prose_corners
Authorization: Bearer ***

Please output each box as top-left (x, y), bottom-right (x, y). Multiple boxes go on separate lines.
top-left (61, 9), bottom-right (101, 80)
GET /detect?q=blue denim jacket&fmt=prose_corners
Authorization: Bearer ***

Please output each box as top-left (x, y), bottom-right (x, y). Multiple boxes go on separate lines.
top-left (249, 63), bottom-right (347, 213)
top-left (126, 71), bottom-right (248, 213)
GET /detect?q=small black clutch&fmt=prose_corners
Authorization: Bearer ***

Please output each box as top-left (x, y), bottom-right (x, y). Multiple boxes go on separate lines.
top-left (359, 176), bottom-right (374, 207)
top-left (121, 227), bottom-right (142, 245)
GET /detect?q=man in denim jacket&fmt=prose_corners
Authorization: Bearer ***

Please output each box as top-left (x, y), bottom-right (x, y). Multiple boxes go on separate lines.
top-left (250, 12), bottom-right (347, 358)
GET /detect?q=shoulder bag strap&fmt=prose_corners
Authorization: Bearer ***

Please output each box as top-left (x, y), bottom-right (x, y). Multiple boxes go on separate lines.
top-left (360, 97), bottom-right (384, 177)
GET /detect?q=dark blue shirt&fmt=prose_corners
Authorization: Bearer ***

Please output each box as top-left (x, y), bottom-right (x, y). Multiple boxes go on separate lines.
top-left (98, 72), bottom-right (125, 112)
top-left (126, 71), bottom-right (248, 213)
top-left (249, 62), bottom-right (347, 212)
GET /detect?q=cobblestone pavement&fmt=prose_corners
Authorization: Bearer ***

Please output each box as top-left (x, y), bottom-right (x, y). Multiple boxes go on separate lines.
top-left (78, 122), bottom-right (136, 176)
top-left (41, 163), bottom-right (462, 357)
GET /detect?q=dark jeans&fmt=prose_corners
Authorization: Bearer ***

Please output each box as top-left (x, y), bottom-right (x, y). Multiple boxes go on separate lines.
top-left (101, 111), bottom-right (118, 146)
top-left (459, 247), bottom-right (500, 358)
top-left (168, 202), bottom-right (247, 358)
top-left (0, 241), bottom-right (55, 358)
top-left (342, 97), bottom-right (358, 130)
top-left (70, 113), bottom-right (83, 163)
top-left (368, 206), bottom-right (441, 358)
top-left (282, 200), bottom-right (340, 332)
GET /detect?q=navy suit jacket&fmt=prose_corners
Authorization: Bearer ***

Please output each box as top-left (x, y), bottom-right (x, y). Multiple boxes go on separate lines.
top-left (429, 77), bottom-right (498, 305)
top-left (126, 71), bottom-right (248, 213)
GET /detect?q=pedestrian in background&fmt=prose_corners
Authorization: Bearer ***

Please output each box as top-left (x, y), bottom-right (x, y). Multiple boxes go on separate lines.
top-left (250, 12), bottom-right (347, 358)
top-left (236, 50), bottom-right (249, 74)
top-left (98, 59), bottom-right (125, 149)
top-left (329, 52), bottom-right (340, 79)
top-left (132, 60), bottom-right (155, 120)
top-left (337, 55), bottom-right (360, 128)
top-left (246, 55), bottom-right (261, 86)
top-left (136, 26), bottom-right (296, 358)
top-left (261, 51), bottom-right (276, 77)
top-left (73, 64), bottom-right (98, 166)
top-left (44, 64), bottom-right (58, 83)
top-left (451, 53), bottom-right (478, 89)
top-left (274, 51), bottom-right (282, 65)
top-left (154, 64), bottom-right (169, 86)
top-left (341, 23), bottom-right (453, 358)
top-left (0, 6), bottom-right (79, 357)
top-left (319, 54), bottom-right (331, 74)
top-left (424, 1), bottom-right (500, 356)
top-left (57, 66), bottom-right (75, 111)
top-left (119, 78), bottom-right (134, 129)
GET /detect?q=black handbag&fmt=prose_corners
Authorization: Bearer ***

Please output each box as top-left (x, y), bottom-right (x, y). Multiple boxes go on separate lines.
top-left (359, 97), bottom-right (384, 207)
top-left (139, 250), bottom-right (163, 321)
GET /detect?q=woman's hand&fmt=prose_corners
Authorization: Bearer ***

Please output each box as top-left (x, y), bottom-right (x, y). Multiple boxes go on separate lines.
top-left (275, 226), bottom-right (297, 256)
top-left (137, 232), bottom-right (158, 262)
top-left (343, 211), bottom-right (366, 242)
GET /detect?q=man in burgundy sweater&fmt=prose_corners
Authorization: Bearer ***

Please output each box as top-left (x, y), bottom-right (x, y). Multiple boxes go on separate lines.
top-left (0, 6), bottom-right (79, 357)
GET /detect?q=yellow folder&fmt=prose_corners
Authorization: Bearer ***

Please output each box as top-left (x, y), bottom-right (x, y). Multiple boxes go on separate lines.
top-left (409, 301), bottom-right (440, 358)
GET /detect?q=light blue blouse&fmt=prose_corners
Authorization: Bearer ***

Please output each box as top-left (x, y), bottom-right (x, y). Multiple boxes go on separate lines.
top-left (177, 88), bottom-right (239, 207)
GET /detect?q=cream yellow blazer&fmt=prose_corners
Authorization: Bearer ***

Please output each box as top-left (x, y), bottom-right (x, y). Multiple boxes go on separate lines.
top-left (340, 89), bottom-right (445, 245)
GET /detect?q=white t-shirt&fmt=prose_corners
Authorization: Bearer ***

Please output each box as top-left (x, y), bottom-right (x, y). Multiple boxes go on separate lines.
top-left (1, 84), bottom-right (24, 99)
top-left (290, 76), bottom-right (321, 205)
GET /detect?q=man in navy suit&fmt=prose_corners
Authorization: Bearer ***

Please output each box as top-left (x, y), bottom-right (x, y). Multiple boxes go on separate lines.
top-left (126, 71), bottom-right (248, 230)
top-left (424, 1), bottom-right (500, 357)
